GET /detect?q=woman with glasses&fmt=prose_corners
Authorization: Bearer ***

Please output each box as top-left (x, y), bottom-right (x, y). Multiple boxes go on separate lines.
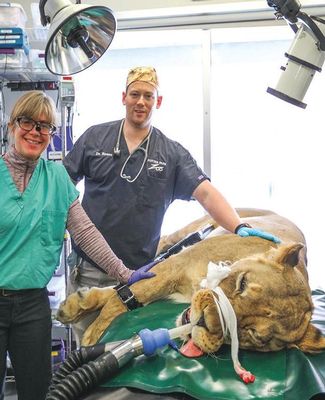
top-left (0, 91), bottom-right (155, 400)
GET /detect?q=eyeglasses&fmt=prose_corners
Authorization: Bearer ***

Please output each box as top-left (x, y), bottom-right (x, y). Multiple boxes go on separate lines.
top-left (15, 116), bottom-right (56, 136)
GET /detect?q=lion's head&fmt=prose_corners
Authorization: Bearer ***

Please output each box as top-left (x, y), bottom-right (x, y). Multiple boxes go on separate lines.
top-left (180, 243), bottom-right (325, 357)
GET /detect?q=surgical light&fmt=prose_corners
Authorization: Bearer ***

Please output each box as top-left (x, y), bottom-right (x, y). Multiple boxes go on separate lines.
top-left (39, 0), bottom-right (116, 76)
top-left (267, 0), bottom-right (325, 108)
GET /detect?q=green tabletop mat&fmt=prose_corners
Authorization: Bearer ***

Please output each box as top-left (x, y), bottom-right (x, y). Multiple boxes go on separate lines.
top-left (99, 290), bottom-right (325, 400)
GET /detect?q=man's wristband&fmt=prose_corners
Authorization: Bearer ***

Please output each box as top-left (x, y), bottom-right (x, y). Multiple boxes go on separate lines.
top-left (234, 223), bottom-right (252, 234)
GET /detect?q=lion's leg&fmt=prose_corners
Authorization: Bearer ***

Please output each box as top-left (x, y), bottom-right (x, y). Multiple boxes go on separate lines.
top-left (56, 287), bottom-right (114, 324)
top-left (81, 273), bottom-right (183, 346)
top-left (81, 261), bottom-right (189, 345)
top-left (81, 290), bottom-right (128, 345)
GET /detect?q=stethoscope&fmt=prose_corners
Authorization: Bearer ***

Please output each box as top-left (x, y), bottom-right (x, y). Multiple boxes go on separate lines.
top-left (114, 119), bottom-right (152, 183)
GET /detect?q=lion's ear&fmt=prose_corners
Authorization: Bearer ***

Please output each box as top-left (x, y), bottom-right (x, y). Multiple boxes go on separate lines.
top-left (294, 323), bottom-right (325, 353)
top-left (275, 243), bottom-right (305, 268)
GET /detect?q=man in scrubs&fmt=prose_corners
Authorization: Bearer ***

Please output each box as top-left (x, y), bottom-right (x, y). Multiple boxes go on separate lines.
top-left (63, 66), bottom-right (279, 342)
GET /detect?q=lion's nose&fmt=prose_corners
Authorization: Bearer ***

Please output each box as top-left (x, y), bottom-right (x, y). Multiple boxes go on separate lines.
top-left (196, 315), bottom-right (206, 328)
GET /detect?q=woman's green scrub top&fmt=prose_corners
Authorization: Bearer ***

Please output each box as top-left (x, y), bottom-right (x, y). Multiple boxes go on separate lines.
top-left (0, 158), bottom-right (78, 289)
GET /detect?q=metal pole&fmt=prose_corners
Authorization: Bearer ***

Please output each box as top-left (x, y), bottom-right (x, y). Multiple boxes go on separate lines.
top-left (59, 77), bottom-right (75, 354)
top-left (202, 30), bottom-right (212, 178)
top-left (0, 82), bottom-right (6, 155)
top-left (60, 105), bottom-right (73, 354)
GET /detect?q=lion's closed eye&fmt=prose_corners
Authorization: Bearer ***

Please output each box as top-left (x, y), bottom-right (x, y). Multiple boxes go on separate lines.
top-left (235, 272), bottom-right (247, 294)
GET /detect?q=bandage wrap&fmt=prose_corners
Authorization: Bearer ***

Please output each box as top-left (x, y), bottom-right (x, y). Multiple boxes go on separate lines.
top-left (200, 261), bottom-right (255, 384)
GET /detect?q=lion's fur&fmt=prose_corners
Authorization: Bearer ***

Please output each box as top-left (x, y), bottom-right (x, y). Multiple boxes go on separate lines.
top-left (57, 208), bottom-right (325, 354)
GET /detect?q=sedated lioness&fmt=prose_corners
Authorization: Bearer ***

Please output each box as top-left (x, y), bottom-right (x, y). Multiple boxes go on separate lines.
top-left (57, 209), bottom-right (325, 357)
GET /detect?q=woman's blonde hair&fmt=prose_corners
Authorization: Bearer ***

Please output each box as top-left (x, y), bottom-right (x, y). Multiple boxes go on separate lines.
top-left (9, 90), bottom-right (57, 126)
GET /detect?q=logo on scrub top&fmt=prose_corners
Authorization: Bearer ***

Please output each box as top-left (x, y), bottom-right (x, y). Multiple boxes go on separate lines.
top-left (147, 159), bottom-right (166, 172)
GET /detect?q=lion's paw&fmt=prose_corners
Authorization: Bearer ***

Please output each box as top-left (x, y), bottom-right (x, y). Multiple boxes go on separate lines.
top-left (56, 289), bottom-right (89, 323)
top-left (56, 287), bottom-right (114, 324)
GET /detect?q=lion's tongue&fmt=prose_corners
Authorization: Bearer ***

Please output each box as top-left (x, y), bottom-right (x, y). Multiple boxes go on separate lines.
top-left (180, 339), bottom-right (204, 358)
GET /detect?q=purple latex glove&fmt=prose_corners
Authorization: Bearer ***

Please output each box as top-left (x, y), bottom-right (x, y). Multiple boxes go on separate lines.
top-left (127, 260), bottom-right (158, 285)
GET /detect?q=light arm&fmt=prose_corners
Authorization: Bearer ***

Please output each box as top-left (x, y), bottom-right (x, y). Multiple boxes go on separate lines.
top-left (193, 181), bottom-right (281, 243)
top-left (192, 180), bottom-right (241, 233)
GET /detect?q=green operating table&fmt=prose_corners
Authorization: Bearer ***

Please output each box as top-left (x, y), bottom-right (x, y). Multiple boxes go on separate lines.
top-left (79, 289), bottom-right (325, 400)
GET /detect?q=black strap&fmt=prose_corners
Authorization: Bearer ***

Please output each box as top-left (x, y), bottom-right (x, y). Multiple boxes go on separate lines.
top-left (114, 284), bottom-right (143, 311)
top-left (155, 224), bottom-right (215, 261)
top-left (234, 223), bottom-right (252, 234)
